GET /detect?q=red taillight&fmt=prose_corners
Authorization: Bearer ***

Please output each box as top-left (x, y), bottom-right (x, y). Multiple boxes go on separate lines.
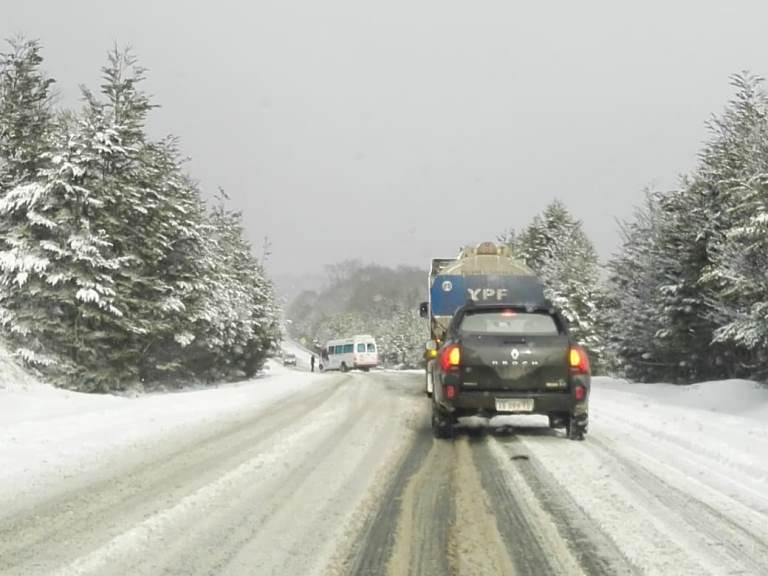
top-left (569, 346), bottom-right (590, 375)
top-left (574, 385), bottom-right (586, 401)
top-left (440, 345), bottom-right (461, 371)
top-left (446, 384), bottom-right (457, 399)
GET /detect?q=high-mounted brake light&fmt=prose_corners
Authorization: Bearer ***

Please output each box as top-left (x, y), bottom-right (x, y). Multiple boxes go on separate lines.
top-left (501, 309), bottom-right (517, 317)
top-left (569, 346), bottom-right (590, 375)
top-left (440, 345), bottom-right (461, 371)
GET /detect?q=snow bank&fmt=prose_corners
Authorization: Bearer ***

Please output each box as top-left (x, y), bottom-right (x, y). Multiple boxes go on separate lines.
top-left (0, 339), bottom-right (43, 392)
top-left (593, 377), bottom-right (768, 419)
top-left (0, 357), bottom-right (329, 505)
top-left (590, 377), bottom-right (768, 501)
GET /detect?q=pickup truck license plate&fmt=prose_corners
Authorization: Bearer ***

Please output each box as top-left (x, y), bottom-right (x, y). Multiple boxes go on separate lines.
top-left (495, 398), bottom-right (534, 412)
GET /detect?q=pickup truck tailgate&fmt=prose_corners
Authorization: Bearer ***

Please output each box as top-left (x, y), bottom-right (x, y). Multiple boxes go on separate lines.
top-left (460, 333), bottom-right (570, 392)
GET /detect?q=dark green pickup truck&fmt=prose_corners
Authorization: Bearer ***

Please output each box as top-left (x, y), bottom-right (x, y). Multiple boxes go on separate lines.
top-left (430, 303), bottom-right (590, 440)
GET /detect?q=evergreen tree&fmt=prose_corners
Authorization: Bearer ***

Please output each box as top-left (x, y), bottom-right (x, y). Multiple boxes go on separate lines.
top-left (606, 74), bottom-right (768, 382)
top-left (605, 193), bottom-right (672, 380)
top-left (1, 40), bottom-right (280, 390)
top-left (516, 201), bottom-right (605, 367)
top-left (0, 38), bottom-right (55, 192)
top-left (0, 105), bottom-right (126, 385)
top-left (0, 37), bottom-right (58, 367)
top-left (188, 193), bottom-right (279, 380)
top-left (699, 73), bottom-right (768, 376)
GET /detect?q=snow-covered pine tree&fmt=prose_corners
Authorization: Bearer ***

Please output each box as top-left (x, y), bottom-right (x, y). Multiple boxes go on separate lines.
top-left (697, 74), bottom-right (768, 376)
top-left (647, 179), bottom-right (728, 383)
top-left (2, 42), bottom-right (280, 389)
top-left (708, 173), bottom-right (768, 373)
top-left (604, 192), bottom-right (673, 381)
top-left (0, 38), bottom-right (125, 379)
top-left (0, 105), bottom-right (127, 387)
top-left (516, 201), bottom-right (605, 368)
top-left (605, 74), bottom-right (768, 383)
top-left (189, 193), bottom-right (279, 381)
top-left (0, 38), bottom-right (55, 193)
top-left (516, 204), bottom-right (565, 272)
top-left (73, 48), bottom-right (218, 386)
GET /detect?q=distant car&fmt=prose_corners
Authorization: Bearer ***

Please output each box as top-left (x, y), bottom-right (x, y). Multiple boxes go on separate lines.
top-left (281, 353), bottom-right (297, 367)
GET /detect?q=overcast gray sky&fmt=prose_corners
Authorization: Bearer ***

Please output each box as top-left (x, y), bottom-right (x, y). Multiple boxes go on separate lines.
top-left (3, 1), bottom-right (768, 278)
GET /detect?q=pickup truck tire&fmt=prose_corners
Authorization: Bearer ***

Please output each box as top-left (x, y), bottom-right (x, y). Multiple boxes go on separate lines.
top-left (566, 414), bottom-right (587, 441)
top-left (431, 402), bottom-right (454, 439)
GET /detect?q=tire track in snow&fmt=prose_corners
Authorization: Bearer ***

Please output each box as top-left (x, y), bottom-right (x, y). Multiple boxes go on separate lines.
top-left (503, 426), bottom-right (711, 575)
top-left (486, 434), bottom-right (638, 576)
top-left (111, 376), bottom-right (406, 576)
top-left (587, 435), bottom-right (768, 576)
top-left (0, 376), bottom-right (351, 575)
top-left (470, 433), bottom-right (581, 576)
top-left (339, 419), bottom-right (435, 576)
top-left (384, 432), bottom-right (454, 576)
top-left (595, 408), bottom-right (768, 515)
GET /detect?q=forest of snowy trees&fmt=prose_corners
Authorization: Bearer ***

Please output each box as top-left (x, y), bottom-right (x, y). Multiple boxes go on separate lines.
top-left (286, 264), bottom-right (427, 368)
top-left (0, 38), bottom-right (279, 391)
top-left (605, 74), bottom-right (768, 383)
top-left (4, 37), bottom-right (768, 389)
top-left (503, 73), bottom-right (768, 383)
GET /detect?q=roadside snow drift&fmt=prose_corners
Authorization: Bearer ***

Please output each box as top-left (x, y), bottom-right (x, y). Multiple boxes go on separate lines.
top-left (0, 358), bottom-right (328, 504)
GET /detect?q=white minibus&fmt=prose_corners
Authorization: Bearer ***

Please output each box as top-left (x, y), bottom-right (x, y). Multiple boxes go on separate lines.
top-left (321, 335), bottom-right (378, 372)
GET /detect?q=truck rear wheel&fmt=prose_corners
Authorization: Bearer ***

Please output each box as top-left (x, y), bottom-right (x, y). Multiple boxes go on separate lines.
top-left (431, 402), bottom-right (454, 439)
top-left (340, 362), bottom-right (349, 373)
top-left (566, 414), bottom-right (587, 441)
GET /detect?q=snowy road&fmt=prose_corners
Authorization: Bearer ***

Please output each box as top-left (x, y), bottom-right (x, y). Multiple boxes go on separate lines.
top-left (1, 371), bottom-right (767, 575)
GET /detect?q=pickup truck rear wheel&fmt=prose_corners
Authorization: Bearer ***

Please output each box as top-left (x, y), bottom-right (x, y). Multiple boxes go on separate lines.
top-left (566, 414), bottom-right (587, 441)
top-left (431, 402), bottom-right (454, 439)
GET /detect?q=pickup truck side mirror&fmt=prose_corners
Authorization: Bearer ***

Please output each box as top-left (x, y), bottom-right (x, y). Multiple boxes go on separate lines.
top-left (418, 301), bottom-right (429, 318)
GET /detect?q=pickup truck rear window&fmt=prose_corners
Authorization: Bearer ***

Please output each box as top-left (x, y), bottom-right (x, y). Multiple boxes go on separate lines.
top-left (459, 310), bottom-right (559, 335)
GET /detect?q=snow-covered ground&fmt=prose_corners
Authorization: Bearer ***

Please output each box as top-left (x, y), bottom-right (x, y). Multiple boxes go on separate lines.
top-left (2, 352), bottom-right (768, 575)
top-left (0, 356), bottom-right (329, 507)
top-left (590, 376), bottom-right (768, 488)
top-left (3, 357), bottom-right (766, 513)
top-left (506, 376), bottom-right (768, 575)
top-left (0, 355), bottom-right (419, 576)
